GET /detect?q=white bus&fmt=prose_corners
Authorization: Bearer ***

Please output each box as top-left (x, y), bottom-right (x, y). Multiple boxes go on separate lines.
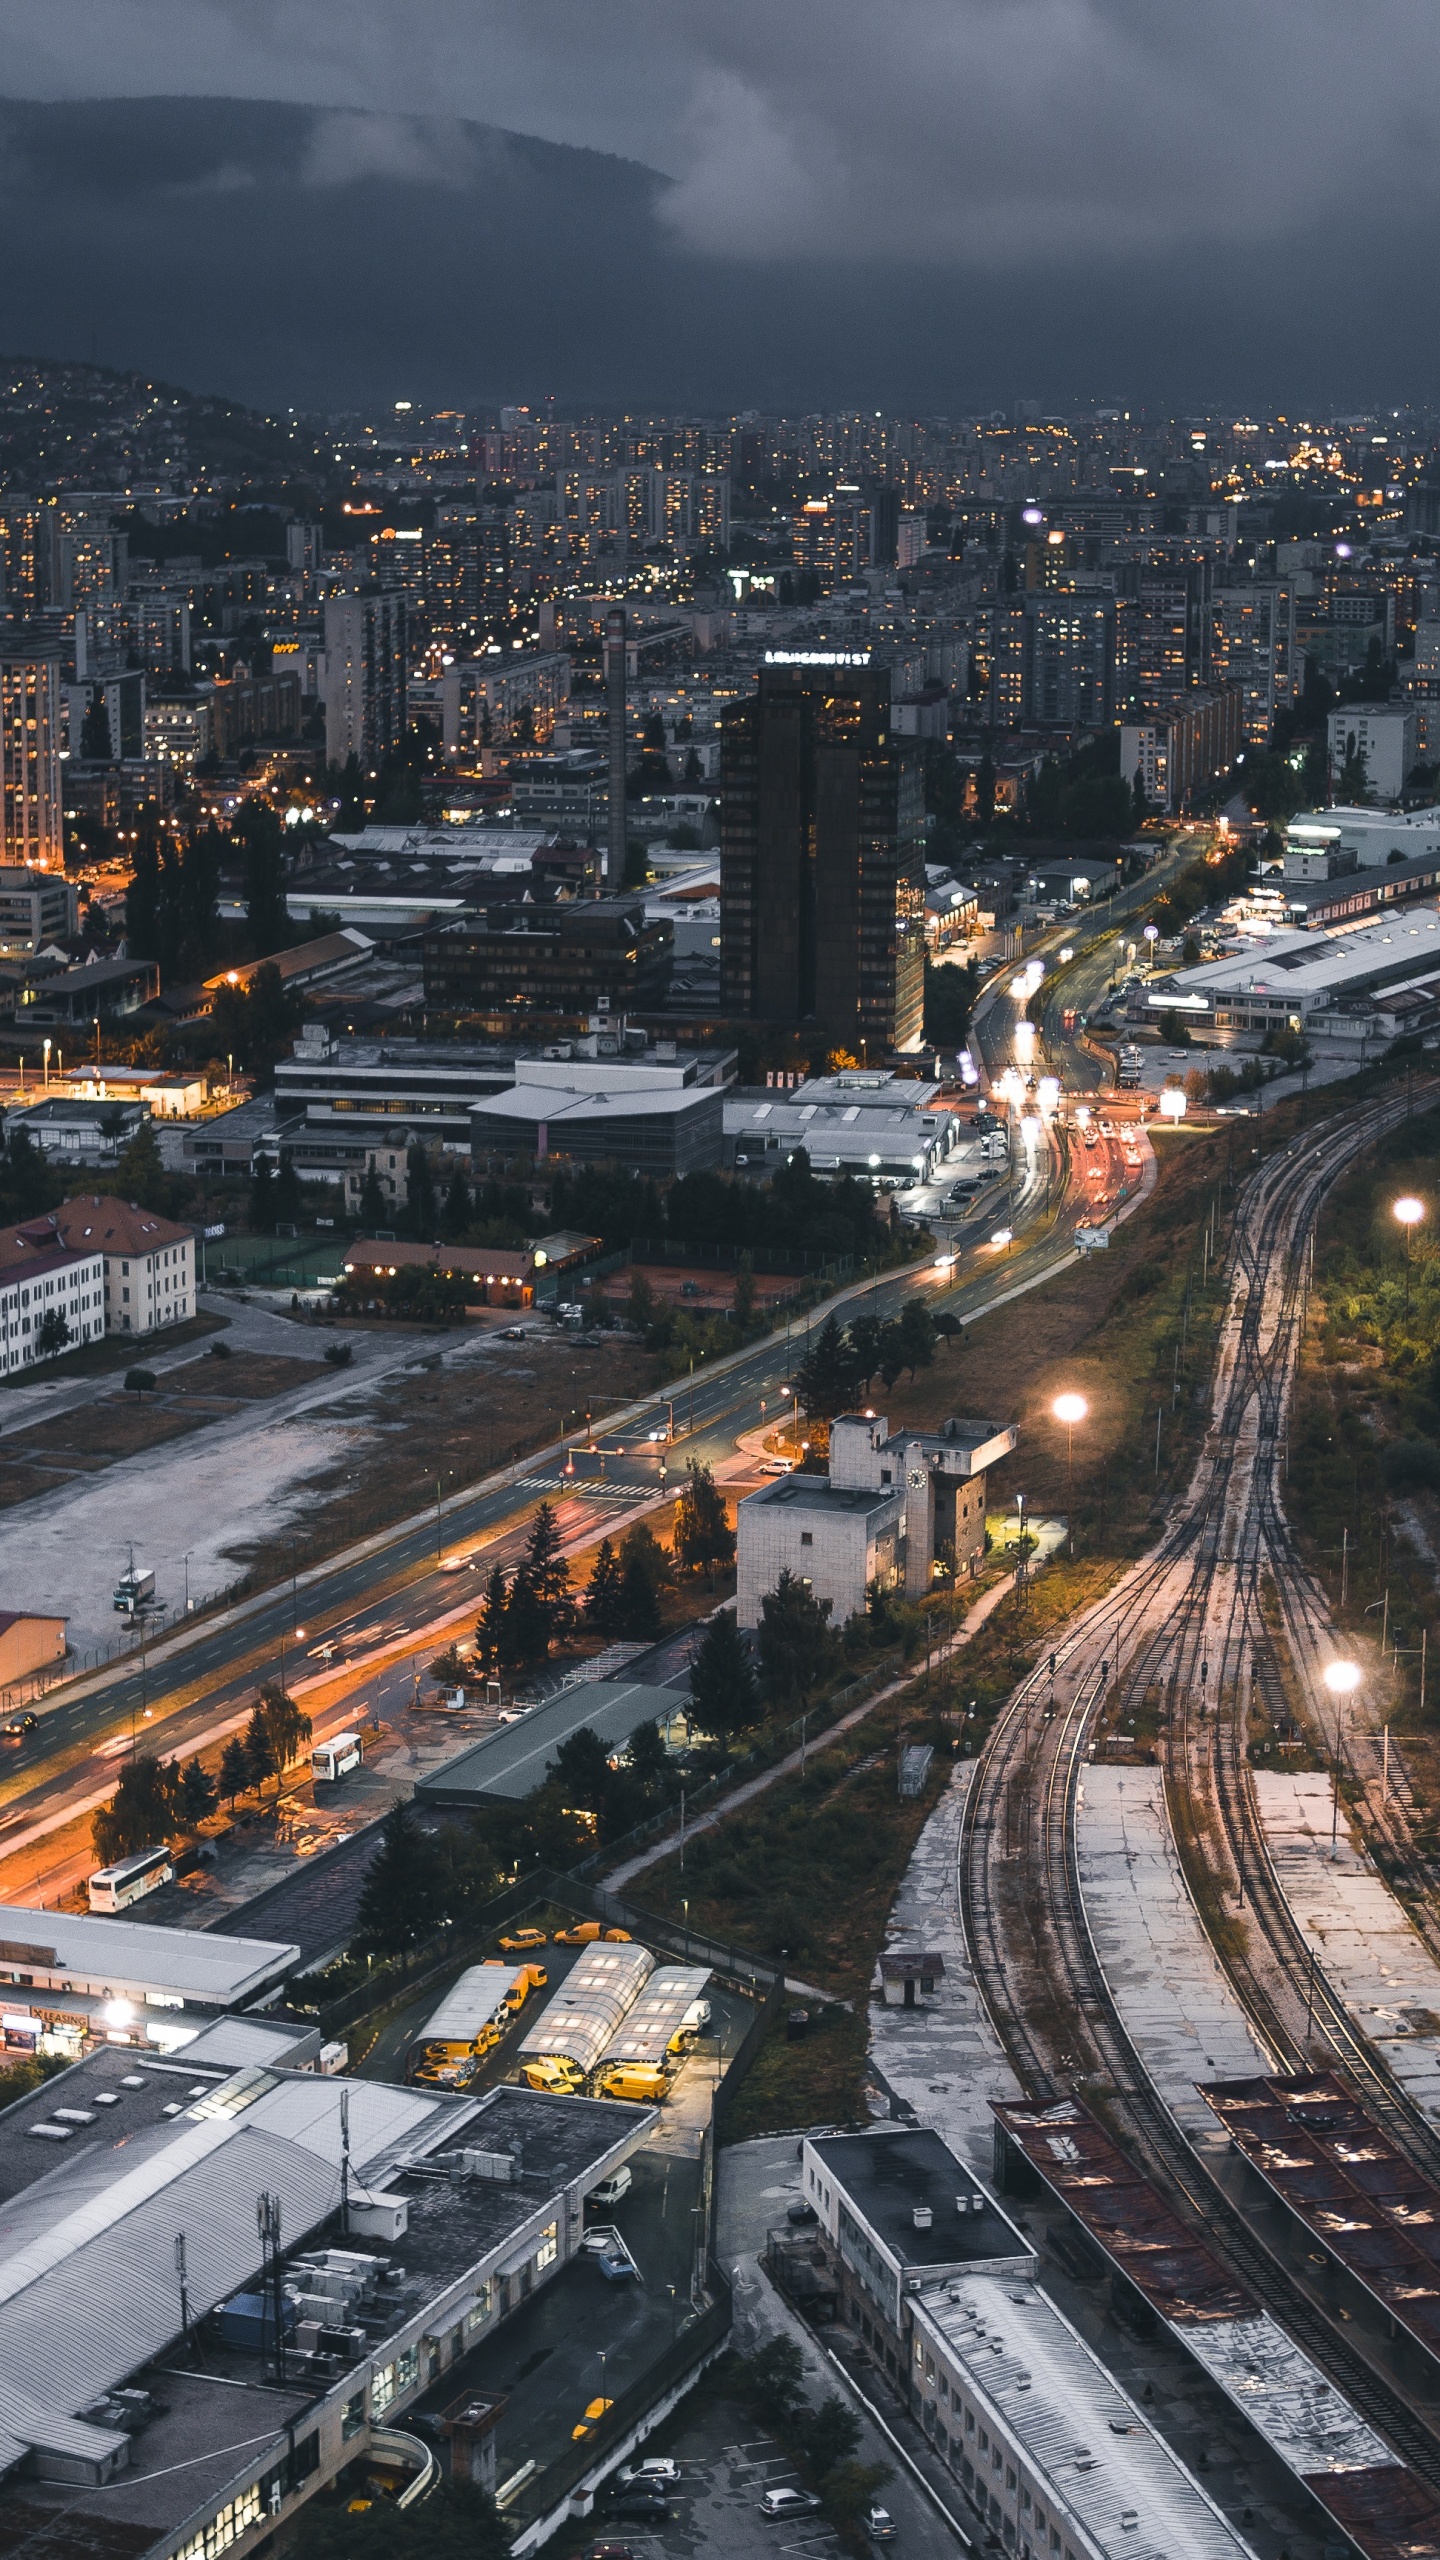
top-left (311, 1732), bottom-right (363, 1785)
top-left (88, 1844), bottom-right (174, 1913)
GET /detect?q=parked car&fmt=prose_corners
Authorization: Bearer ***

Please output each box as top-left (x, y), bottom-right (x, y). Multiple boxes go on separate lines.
top-left (786, 2199), bottom-right (819, 2226)
top-left (618, 2458), bottom-right (680, 2487)
top-left (607, 2485), bottom-right (668, 2520)
top-left (498, 1927), bottom-right (547, 1953)
top-left (760, 2488), bottom-right (822, 2520)
top-left (498, 1326), bottom-right (527, 1341)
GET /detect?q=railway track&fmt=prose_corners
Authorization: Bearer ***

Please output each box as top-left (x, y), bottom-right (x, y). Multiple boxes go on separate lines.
top-left (958, 1078), bottom-right (1440, 2482)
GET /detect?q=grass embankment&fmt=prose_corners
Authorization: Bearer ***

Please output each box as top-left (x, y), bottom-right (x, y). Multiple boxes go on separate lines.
top-left (639, 1552), bottom-right (1124, 2138)
top-left (1286, 1093), bottom-right (1440, 1855)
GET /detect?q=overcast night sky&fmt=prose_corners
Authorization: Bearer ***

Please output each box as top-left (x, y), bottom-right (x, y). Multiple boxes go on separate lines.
top-left (0, 1), bottom-right (1436, 413)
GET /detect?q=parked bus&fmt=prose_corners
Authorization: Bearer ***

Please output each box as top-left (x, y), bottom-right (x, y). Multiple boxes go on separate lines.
top-left (311, 1733), bottom-right (363, 1785)
top-left (88, 1844), bottom-right (174, 1913)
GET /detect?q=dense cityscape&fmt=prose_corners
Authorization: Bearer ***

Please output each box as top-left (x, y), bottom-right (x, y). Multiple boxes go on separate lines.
top-left (5, 269), bottom-right (1440, 2560)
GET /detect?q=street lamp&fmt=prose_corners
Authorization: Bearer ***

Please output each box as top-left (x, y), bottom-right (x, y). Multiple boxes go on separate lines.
top-left (1052, 1393), bottom-right (1087, 1553)
top-left (1394, 1196), bottom-right (1424, 1316)
top-left (1322, 1659), bottom-right (1361, 1856)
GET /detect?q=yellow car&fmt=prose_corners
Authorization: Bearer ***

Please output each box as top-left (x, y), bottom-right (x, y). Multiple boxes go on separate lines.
top-left (498, 1927), bottom-right (547, 1954)
top-left (571, 2396), bottom-right (614, 2441)
top-left (553, 1919), bottom-right (602, 1948)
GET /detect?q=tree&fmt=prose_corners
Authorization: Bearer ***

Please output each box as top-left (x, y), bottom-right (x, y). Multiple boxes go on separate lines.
top-left (93, 1753), bottom-right (181, 1864)
top-left (585, 1537), bottom-right (624, 1637)
top-left (257, 1680), bottom-right (311, 1772)
top-left (1131, 768), bottom-right (1148, 827)
top-left (688, 1611), bottom-right (759, 1737)
top-left (35, 1307), bottom-right (70, 1361)
top-left (354, 1800), bottom-right (446, 1957)
top-left (114, 1120), bottom-right (169, 1214)
top-left (475, 1565), bottom-right (509, 1671)
top-left (897, 1297), bottom-right (935, 1378)
top-left (933, 1310), bottom-right (963, 1353)
top-left (357, 1158), bottom-right (388, 1230)
top-left (616, 1552), bottom-right (663, 1642)
top-left (547, 1722), bottom-right (614, 1821)
top-left (732, 1253), bottom-right (757, 1330)
top-left (1337, 733), bottom-right (1371, 804)
top-left (847, 1311), bottom-right (883, 1391)
top-left (673, 1461), bottom-right (735, 1582)
top-left (218, 1736), bottom-right (250, 1806)
top-left (923, 956), bottom-right (979, 1049)
top-left (248, 1154), bottom-right (275, 1233)
top-left (793, 1312), bottom-right (860, 1422)
top-left (442, 1166), bottom-right (472, 1240)
top-left (242, 1705), bottom-right (280, 1794)
top-left (757, 1569), bottom-right (837, 1707)
top-left (124, 1366), bottom-right (157, 1398)
top-left (125, 832), bottom-right (162, 962)
top-left (405, 1141), bottom-right (438, 1239)
top-left (738, 2333), bottom-right (805, 2418)
top-left (236, 804), bottom-right (290, 956)
top-left (877, 1319), bottom-right (907, 1390)
top-left (273, 1151), bottom-right (303, 1228)
top-left (500, 1569), bottom-right (552, 1669)
top-left (798, 2395), bottom-right (862, 2481)
top-left (178, 1757), bottom-right (217, 1825)
top-left (822, 2461), bottom-right (893, 2531)
top-left (209, 962), bottom-right (301, 1086)
top-left (627, 1266), bottom-right (657, 1333)
top-left (620, 1518), bottom-right (670, 1598)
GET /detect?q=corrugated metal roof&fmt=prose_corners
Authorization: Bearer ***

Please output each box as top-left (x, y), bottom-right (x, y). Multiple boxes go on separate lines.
top-left (597, 1966), bottom-right (710, 2068)
top-left (517, 1942), bottom-right (654, 2072)
top-left (415, 1965), bottom-right (521, 2046)
top-left (417, 1682), bottom-right (679, 1807)
top-left (0, 1906), bottom-right (297, 2006)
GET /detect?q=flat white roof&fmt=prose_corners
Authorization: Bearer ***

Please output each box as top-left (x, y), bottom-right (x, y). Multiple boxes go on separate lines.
top-left (0, 1906), bottom-right (298, 2008)
top-left (1161, 905), bottom-right (1440, 1004)
top-left (475, 1082), bottom-right (717, 1123)
top-left (915, 2273), bottom-right (1258, 2559)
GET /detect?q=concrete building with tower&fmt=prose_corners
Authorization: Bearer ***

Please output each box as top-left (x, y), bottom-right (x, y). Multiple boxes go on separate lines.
top-left (720, 653), bottom-right (925, 1053)
top-left (736, 1410), bottom-right (1015, 1629)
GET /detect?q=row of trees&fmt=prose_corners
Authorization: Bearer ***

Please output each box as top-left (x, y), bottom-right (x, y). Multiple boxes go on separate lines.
top-left (125, 803), bottom-right (293, 983)
top-left (790, 1301), bottom-right (958, 1420)
top-left (463, 1474), bottom-right (736, 1676)
top-left (91, 1684), bottom-right (311, 1863)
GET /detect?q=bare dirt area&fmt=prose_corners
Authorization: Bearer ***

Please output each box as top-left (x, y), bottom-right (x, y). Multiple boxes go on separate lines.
top-left (0, 1353), bottom-right (327, 1490)
top-left (226, 1331), bottom-right (659, 1586)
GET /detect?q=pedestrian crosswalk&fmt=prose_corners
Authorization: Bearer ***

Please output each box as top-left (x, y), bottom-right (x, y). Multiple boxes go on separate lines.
top-left (517, 1475), bottom-right (646, 1502)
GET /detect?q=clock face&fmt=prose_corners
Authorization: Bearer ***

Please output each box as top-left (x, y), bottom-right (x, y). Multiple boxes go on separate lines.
top-left (907, 1466), bottom-right (926, 1489)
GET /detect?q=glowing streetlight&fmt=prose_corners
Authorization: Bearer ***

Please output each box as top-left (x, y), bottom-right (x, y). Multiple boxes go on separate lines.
top-left (990, 1227), bottom-right (1013, 1252)
top-left (1394, 1195), bottom-right (1425, 1316)
top-left (1059, 944), bottom-right (1074, 963)
top-left (1053, 1391), bottom-right (1087, 1552)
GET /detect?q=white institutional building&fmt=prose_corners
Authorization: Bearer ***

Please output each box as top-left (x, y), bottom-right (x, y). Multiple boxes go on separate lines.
top-left (736, 1411), bottom-right (1016, 1631)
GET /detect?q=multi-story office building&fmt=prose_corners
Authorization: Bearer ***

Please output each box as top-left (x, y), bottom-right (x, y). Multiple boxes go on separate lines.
top-left (720, 654), bottom-right (925, 1053)
top-left (422, 898), bottom-right (671, 1024)
top-left (1326, 702), bottom-right (1417, 801)
top-left (324, 590), bottom-right (407, 771)
top-left (1210, 583), bottom-right (1296, 745)
top-left (440, 650), bottom-right (570, 757)
top-left (0, 646), bottom-right (63, 868)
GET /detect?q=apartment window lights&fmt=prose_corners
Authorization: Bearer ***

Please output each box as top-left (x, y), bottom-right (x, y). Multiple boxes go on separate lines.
top-left (173, 2480), bottom-right (263, 2560)
top-left (537, 2220), bottom-right (558, 2270)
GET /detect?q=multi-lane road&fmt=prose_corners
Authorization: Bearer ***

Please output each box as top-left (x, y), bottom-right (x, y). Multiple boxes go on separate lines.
top-left (0, 833), bottom-right (1206, 1898)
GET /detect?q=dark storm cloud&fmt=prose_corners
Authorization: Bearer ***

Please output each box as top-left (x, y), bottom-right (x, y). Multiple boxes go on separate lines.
top-left (0, 2), bottom-right (1438, 408)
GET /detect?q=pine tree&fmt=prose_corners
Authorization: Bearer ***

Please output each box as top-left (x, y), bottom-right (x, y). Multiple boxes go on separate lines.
top-left (500, 1570), bottom-right (552, 1668)
top-left (125, 833), bottom-right (162, 962)
top-left (619, 1518), bottom-right (670, 1597)
top-left (405, 1141), bottom-right (438, 1239)
top-left (617, 1553), bottom-right (662, 1642)
top-left (688, 1611), bottom-right (759, 1737)
top-left (115, 1120), bottom-right (169, 1214)
top-left (237, 804), bottom-right (290, 956)
top-left (358, 1158), bottom-right (388, 1230)
top-left (731, 1254), bottom-right (756, 1330)
top-left (757, 1569), bottom-right (837, 1708)
top-left (243, 1705), bottom-right (280, 1794)
top-left (475, 1565), bottom-right (509, 1671)
top-left (179, 1757), bottom-right (218, 1824)
top-left (898, 1297), bottom-right (935, 1378)
top-left (354, 1800), bottom-right (445, 1957)
top-left (673, 1460), bottom-right (734, 1582)
top-left (847, 1312), bottom-right (883, 1391)
top-left (793, 1312), bottom-right (861, 1421)
top-left (521, 1500), bottom-right (571, 1634)
top-left (442, 1167), bottom-right (472, 1240)
top-left (273, 1151), bottom-right (303, 1227)
top-left (585, 1537), bottom-right (623, 1636)
top-left (219, 1736), bottom-right (250, 1806)
top-left (249, 1154), bottom-right (275, 1233)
